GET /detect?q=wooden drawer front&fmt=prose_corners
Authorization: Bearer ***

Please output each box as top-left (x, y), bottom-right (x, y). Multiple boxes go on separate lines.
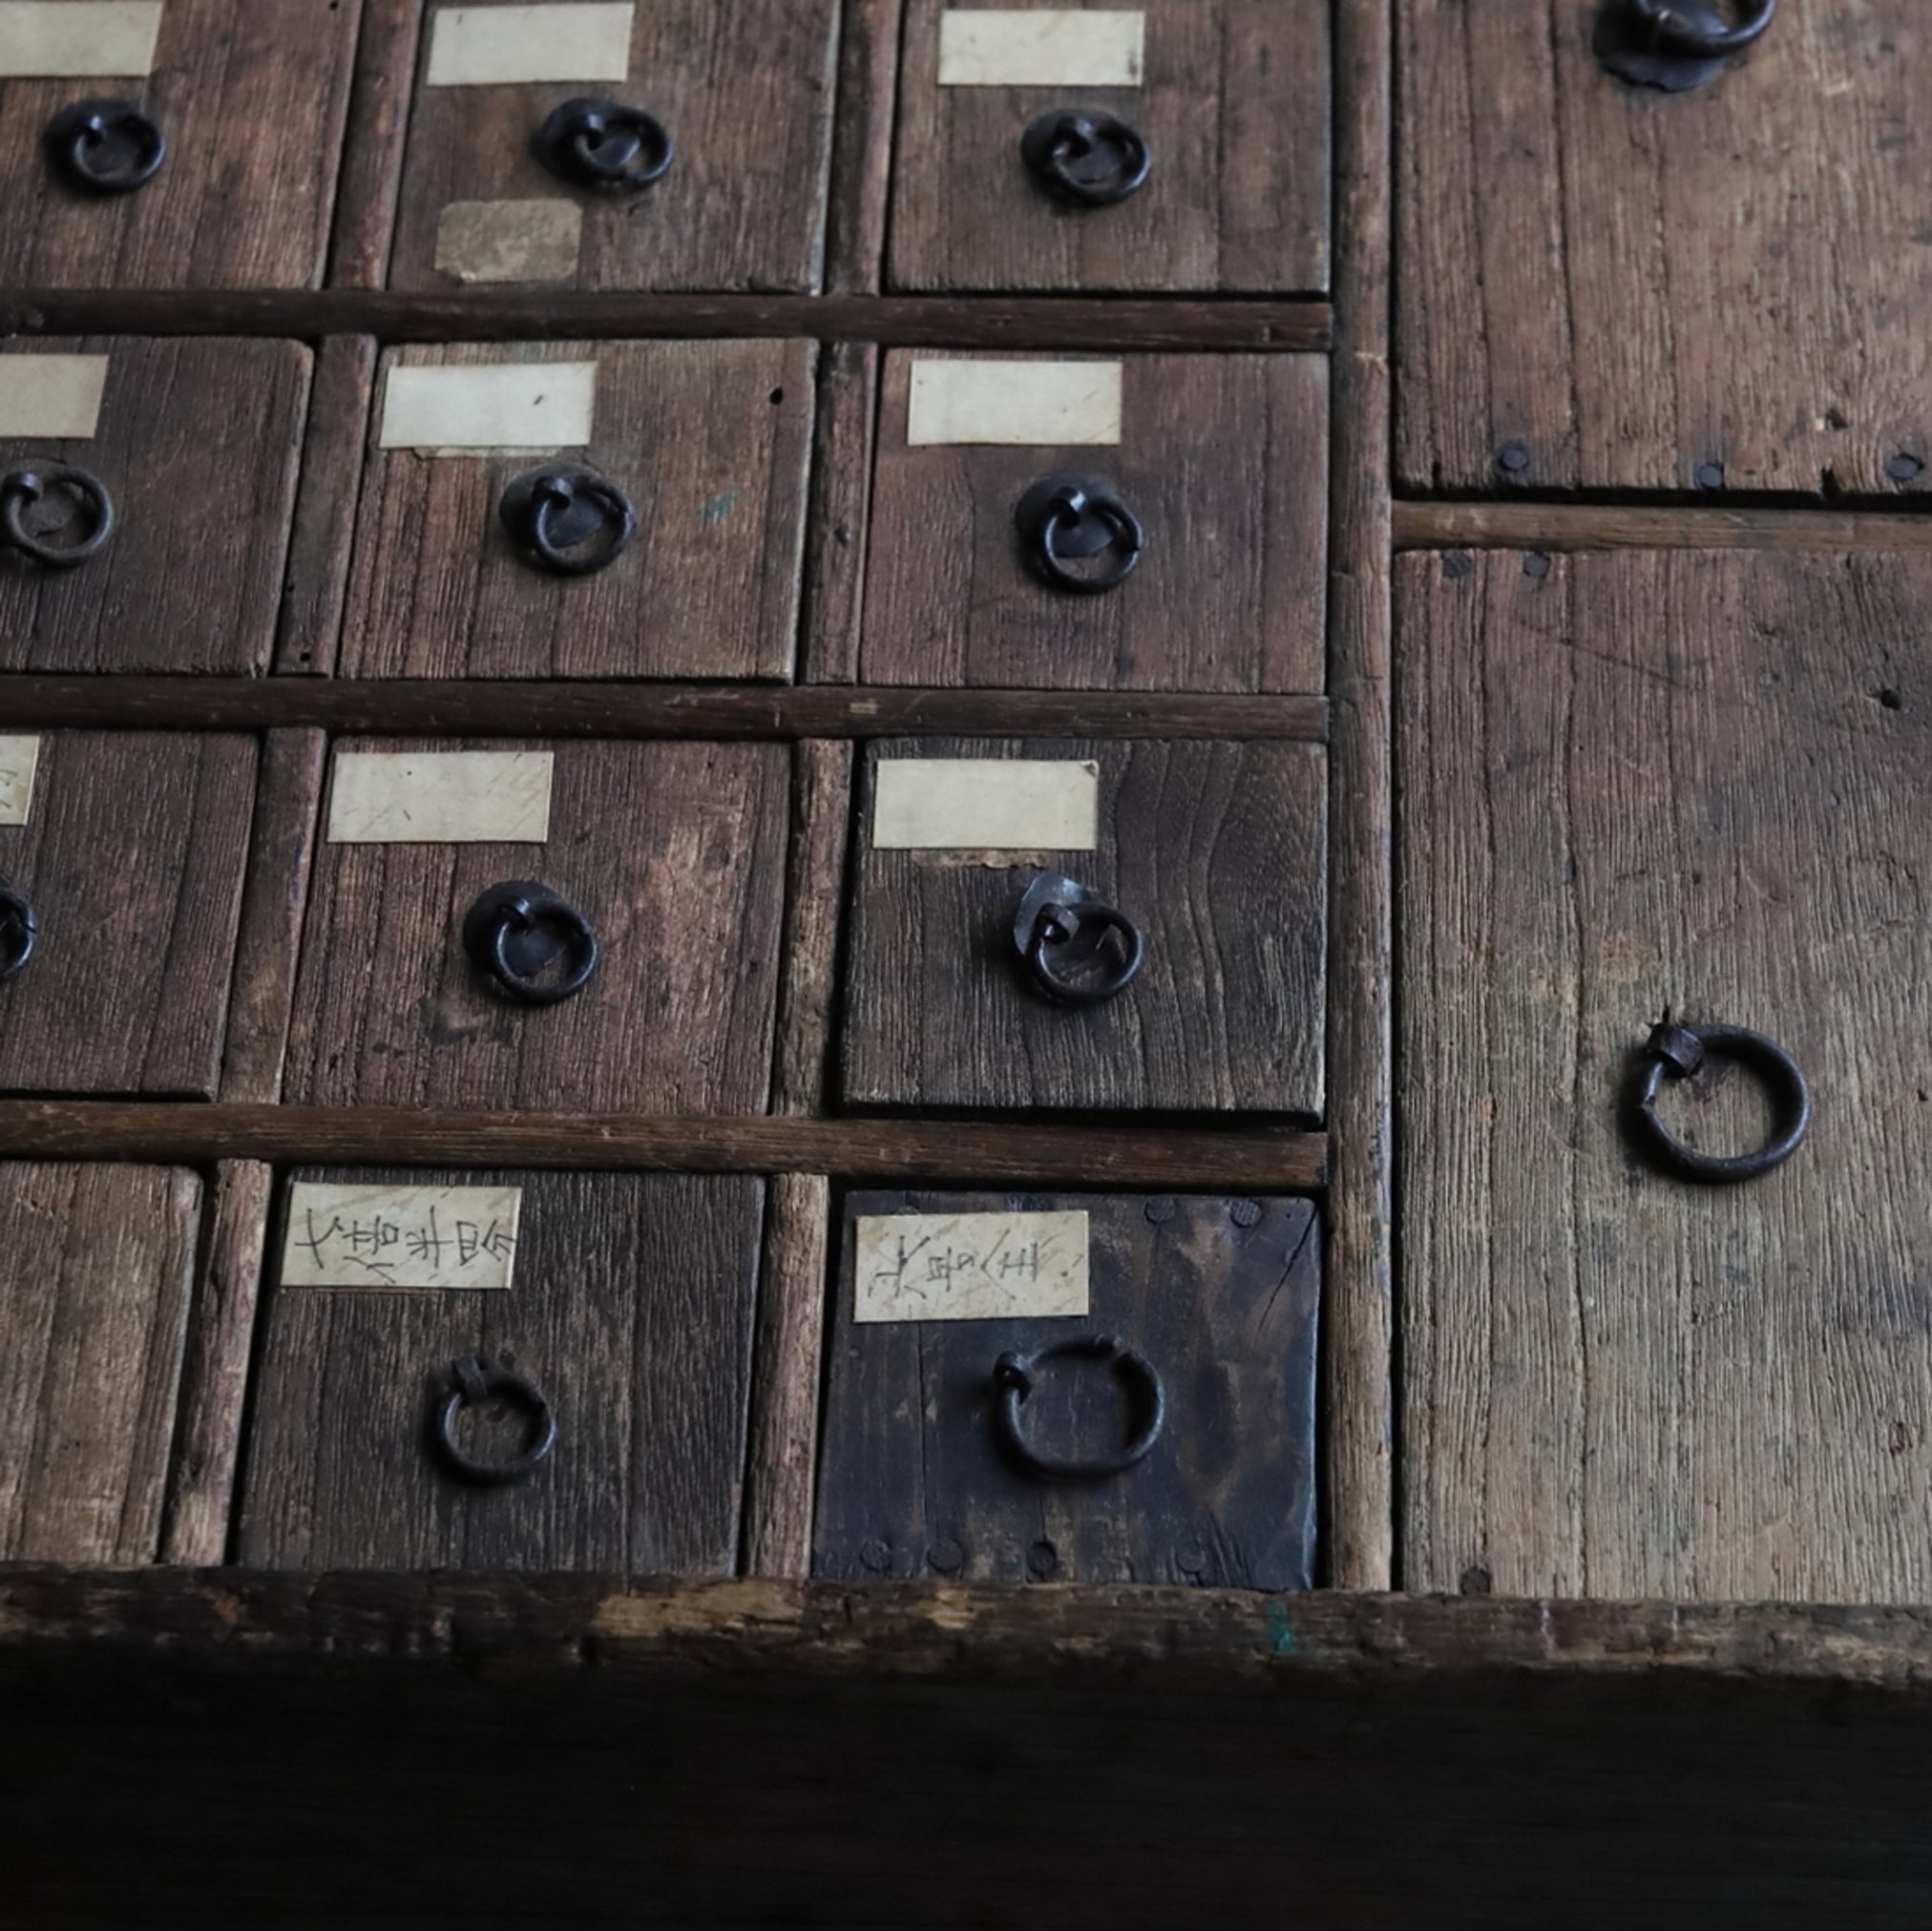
top-left (862, 352), bottom-right (1328, 692)
top-left (338, 342), bottom-right (813, 680)
top-left (238, 1167), bottom-right (762, 1570)
top-left (0, 1163), bottom-right (200, 1563)
top-left (1398, 0), bottom-right (1932, 494)
top-left (1399, 548), bottom-right (1932, 1603)
top-left (840, 738), bottom-right (1326, 1113)
top-left (0, 338), bottom-right (309, 675)
top-left (891, 0), bottom-right (1330, 294)
top-left (283, 738), bottom-right (789, 1111)
top-left (815, 1190), bottom-right (1319, 1586)
top-left (386, 0), bottom-right (836, 294)
top-left (0, 730), bottom-right (255, 1096)
top-left (0, 0), bottom-right (358, 289)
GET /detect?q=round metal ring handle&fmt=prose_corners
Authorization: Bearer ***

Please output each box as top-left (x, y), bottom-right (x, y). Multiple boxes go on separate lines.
top-left (1015, 473), bottom-right (1143, 597)
top-left (462, 880), bottom-right (599, 1007)
top-left (0, 465), bottom-right (116, 569)
top-left (1628, 1018), bottom-right (1812, 1184)
top-left (1012, 871), bottom-right (1144, 1007)
top-left (1595, 0), bottom-right (1775, 89)
top-left (44, 97), bottom-right (166, 196)
top-left (0, 877), bottom-right (36, 984)
top-left (534, 96), bottom-right (673, 190)
top-left (1020, 108), bottom-right (1151, 207)
top-left (432, 1353), bottom-right (556, 1487)
top-left (498, 462), bottom-right (637, 577)
top-left (993, 1333), bottom-right (1167, 1481)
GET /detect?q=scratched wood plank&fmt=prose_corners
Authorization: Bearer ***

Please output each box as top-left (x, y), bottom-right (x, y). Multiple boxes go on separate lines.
top-left (1398, 548), bottom-right (1932, 1601)
top-left (0, 1162), bottom-right (199, 1563)
top-left (1396, 0), bottom-right (1932, 495)
top-left (237, 1167), bottom-right (763, 1572)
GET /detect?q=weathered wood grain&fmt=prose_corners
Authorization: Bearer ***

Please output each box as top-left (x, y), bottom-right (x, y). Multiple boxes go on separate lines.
top-left (1399, 548), bottom-right (1932, 1601)
top-left (1396, 0), bottom-right (1932, 494)
top-left (892, 0), bottom-right (1330, 294)
top-left (276, 335), bottom-right (377, 675)
top-left (327, 0), bottom-right (425, 289)
top-left (863, 351), bottom-right (1329, 691)
top-left (283, 738), bottom-right (789, 1113)
top-left (0, 731), bottom-right (256, 1097)
top-left (238, 1167), bottom-right (763, 1572)
top-left (771, 740), bottom-right (853, 1116)
top-left (0, 1164), bottom-right (199, 1563)
top-left (842, 737), bottom-right (1328, 1114)
top-left (798, 339), bottom-right (876, 682)
top-left (1396, 499), bottom-right (1932, 555)
top-left (0, 337), bottom-right (308, 675)
top-left (825, 0), bottom-right (902, 294)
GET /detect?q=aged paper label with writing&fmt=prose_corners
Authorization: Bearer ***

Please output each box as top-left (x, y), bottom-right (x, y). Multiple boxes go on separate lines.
top-left (426, 4), bottom-right (633, 85)
top-left (378, 361), bottom-right (597, 453)
top-left (0, 354), bottom-right (108, 439)
top-left (282, 1183), bottom-right (523, 1290)
top-left (0, 3), bottom-right (162, 77)
top-left (907, 358), bottom-right (1123, 446)
top-left (326, 750), bottom-right (555, 844)
top-left (854, 1210), bottom-right (1090, 1322)
top-left (0, 736), bottom-right (40, 826)
top-left (872, 758), bottom-right (1098, 850)
top-left (434, 199), bottom-right (583, 283)
top-left (936, 10), bottom-right (1144, 88)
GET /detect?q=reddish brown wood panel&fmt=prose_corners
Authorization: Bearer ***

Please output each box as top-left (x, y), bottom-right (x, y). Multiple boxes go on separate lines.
top-left (1399, 548), bottom-right (1932, 1602)
top-left (283, 738), bottom-right (790, 1112)
top-left (892, 0), bottom-right (1330, 293)
top-left (0, 731), bottom-right (256, 1097)
top-left (0, 338), bottom-right (309, 674)
top-left (1396, 0), bottom-right (1932, 495)
top-left (0, 0), bottom-right (359, 289)
top-left (862, 351), bottom-right (1329, 691)
top-left (336, 341), bottom-right (813, 679)
top-left (841, 737), bottom-right (1327, 1113)
top-left (0, 1163), bottom-right (199, 1562)
top-left (237, 1167), bottom-right (764, 1571)
top-left (384, 0), bottom-right (837, 294)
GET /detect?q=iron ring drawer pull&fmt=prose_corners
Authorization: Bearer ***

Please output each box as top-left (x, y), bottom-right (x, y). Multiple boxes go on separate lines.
top-left (1015, 473), bottom-right (1142, 596)
top-left (463, 880), bottom-right (599, 1006)
top-left (1629, 1018), bottom-right (1811, 1184)
top-left (993, 1334), bottom-right (1166, 1480)
top-left (535, 97), bottom-right (673, 191)
top-left (1020, 109), bottom-right (1151, 207)
top-left (44, 98), bottom-right (165, 195)
top-left (0, 465), bottom-right (116, 569)
top-left (1595, 0), bottom-right (1775, 91)
top-left (499, 462), bottom-right (636, 577)
top-left (433, 1353), bottom-right (556, 1487)
top-left (1013, 871), bottom-right (1144, 1006)
top-left (0, 878), bottom-right (36, 983)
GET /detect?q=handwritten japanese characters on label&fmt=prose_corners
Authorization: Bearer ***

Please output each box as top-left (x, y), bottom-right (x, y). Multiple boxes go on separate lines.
top-left (282, 1184), bottom-right (523, 1290)
top-left (0, 736), bottom-right (39, 826)
top-left (854, 1210), bottom-right (1090, 1322)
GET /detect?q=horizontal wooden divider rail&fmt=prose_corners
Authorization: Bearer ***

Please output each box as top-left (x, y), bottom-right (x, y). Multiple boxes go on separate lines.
top-left (1394, 500), bottom-right (1932, 553)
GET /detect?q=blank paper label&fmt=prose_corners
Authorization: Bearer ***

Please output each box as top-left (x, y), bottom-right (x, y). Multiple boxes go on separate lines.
top-left (0, 354), bottom-right (108, 439)
top-left (855, 1210), bottom-right (1090, 1322)
top-left (907, 359), bottom-right (1123, 446)
top-left (937, 10), bottom-right (1144, 87)
top-left (283, 1183), bottom-right (522, 1290)
top-left (434, 199), bottom-right (583, 283)
top-left (0, 2), bottom-right (163, 76)
top-left (326, 750), bottom-right (555, 844)
top-left (379, 361), bottom-right (598, 452)
top-left (426, 3), bottom-right (633, 85)
top-left (873, 758), bottom-right (1098, 850)
top-left (0, 736), bottom-right (39, 826)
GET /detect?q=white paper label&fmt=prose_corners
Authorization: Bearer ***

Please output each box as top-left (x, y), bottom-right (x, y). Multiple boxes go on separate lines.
top-left (937, 10), bottom-right (1144, 87)
top-left (426, 3), bottom-right (633, 85)
top-left (0, 2), bottom-right (163, 77)
top-left (434, 199), bottom-right (583, 283)
top-left (283, 1183), bottom-right (523, 1290)
top-left (907, 359), bottom-right (1123, 446)
top-left (0, 736), bottom-right (40, 826)
top-left (873, 758), bottom-right (1097, 850)
top-left (326, 750), bottom-right (555, 844)
top-left (855, 1210), bottom-right (1090, 1322)
top-left (379, 361), bottom-right (598, 453)
top-left (0, 354), bottom-right (108, 440)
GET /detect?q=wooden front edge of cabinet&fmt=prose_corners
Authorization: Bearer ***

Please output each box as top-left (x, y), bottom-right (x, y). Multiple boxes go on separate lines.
top-left (1394, 500), bottom-right (1932, 553)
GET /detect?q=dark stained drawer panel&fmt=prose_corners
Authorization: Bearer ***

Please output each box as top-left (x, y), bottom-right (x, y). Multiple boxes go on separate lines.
top-left (815, 1190), bottom-right (1320, 1587)
top-left (383, 0), bottom-right (836, 294)
top-left (1397, 0), bottom-right (1932, 494)
top-left (0, 338), bottom-right (309, 675)
top-left (862, 351), bottom-right (1328, 692)
top-left (238, 1167), bottom-right (763, 1571)
top-left (282, 738), bottom-right (788, 1111)
top-left (0, 730), bottom-right (256, 1096)
top-left (840, 738), bottom-right (1326, 1114)
top-left (336, 342), bottom-right (813, 680)
top-left (891, 0), bottom-right (1331, 294)
top-left (0, 0), bottom-right (359, 289)
top-left (0, 1162), bottom-right (200, 1563)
